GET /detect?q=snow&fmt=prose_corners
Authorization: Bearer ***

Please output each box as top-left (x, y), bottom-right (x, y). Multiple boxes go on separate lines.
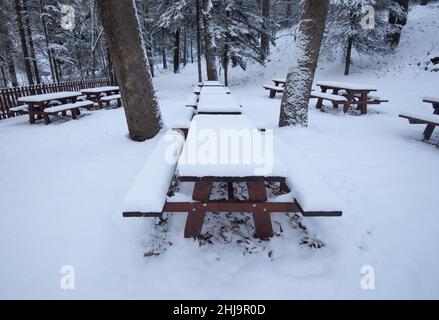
top-left (399, 111), bottom-right (439, 125)
top-left (423, 96), bottom-right (439, 104)
top-left (0, 2), bottom-right (439, 300)
top-left (200, 86), bottom-right (231, 94)
top-left (122, 130), bottom-right (185, 214)
top-left (17, 91), bottom-right (82, 103)
top-left (80, 86), bottom-right (120, 94)
top-left (197, 94), bottom-right (242, 113)
top-left (101, 94), bottom-right (121, 101)
top-left (201, 81), bottom-right (222, 87)
top-left (310, 91), bottom-right (347, 101)
top-left (177, 114), bottom-right (287, 178)
top-left (44, 101), bottom-right (94, 113)
top-left (315, 81), bottom-right (377, 91)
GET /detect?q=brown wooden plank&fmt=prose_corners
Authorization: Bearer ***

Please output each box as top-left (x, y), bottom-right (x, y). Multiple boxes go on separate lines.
top-left (184, 180), bottom-right (213, 238)
top-left (247, 179), bottom-right (272, 238)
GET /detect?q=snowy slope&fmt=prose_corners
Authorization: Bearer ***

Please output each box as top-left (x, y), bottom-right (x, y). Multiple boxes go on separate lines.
top-left (0, 3), bottom-right (438, 299)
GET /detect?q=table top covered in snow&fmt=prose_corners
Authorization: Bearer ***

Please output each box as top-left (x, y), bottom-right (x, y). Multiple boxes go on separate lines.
top-left (272, 78), bottom-right (286, 84)
top-left (80, 86), bottom-right (120, 94)
top-left (423, 96), bottom-right (439, 105)
top-left (200, 86), bottom-right (231, 95)
top-left (176, 114), bottom-right (287, 179)
top-left (316, 81), bottom-right (377, 91)
top-left (200, 80), bottom-right (223, 87)
top-left (197, 94), bottom-right (242, 113)
top-left (18, 91), bottom-right (82, 103)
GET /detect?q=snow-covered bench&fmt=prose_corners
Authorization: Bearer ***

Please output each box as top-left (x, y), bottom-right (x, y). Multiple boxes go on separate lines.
top-left (9, 104), bottom-right (29, 115)
top-left (275, 139), bottom-right (343, 217)
top-left (263, 84), bottom-right (284, 98)
top-left (100, 94), bottom-right (122, 108)
top-left (185, 94), bottom-right (198, 108)
top-left (399, 111), bottom-right (439, 140)
top-left (171, 108), bottom-right (194, 137)
top-left (43, 100), bottom-right (94, 124)
top-left (122, 130), bottom-right (185, 217)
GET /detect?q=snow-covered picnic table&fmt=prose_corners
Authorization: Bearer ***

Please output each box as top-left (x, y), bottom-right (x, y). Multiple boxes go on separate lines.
top-left (197, 80), bottom-right (223, 87)
top-left (197, 93), bottom-right (242, 114)
top-left (80, 86), bottom-right (120, 107)
top-left (313, 81), bottom-right (386, 114)
top-left (17, 91), bottom-right (83, 124)
top-left (399, 96), bottom-right (439, 139)
top-left (272, 78), bottom-right (286, 86)
top-left (123, 114), bottom-right (342, 239)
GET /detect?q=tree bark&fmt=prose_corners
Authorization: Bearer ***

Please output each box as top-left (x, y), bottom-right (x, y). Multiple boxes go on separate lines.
top-left (183, 27), bottom-right (187, 66)
top-left (173, 28), bottom-right (180, 73)
top-left (1, 65), bottom-right (8, 87)
top-left (420, 0), bottom-right (428, 5)
top-left (23, 0), bottom-right (40, 84)
top-left (260, 0), bottom-right (270, 61)
top-left (97, 0), bottom-right (162, 141)
top-left (0, 5), bottom-right (19, 87)
top-left (344, 37), bottom-right (353, 76)
top-left (39, 0), bottom-right (56, 83)
top-left (279, 0), bottom-right (329, 127)
top-left (202, 0), bottom-right (218, 80)
top-left (14, 0), bottom-right (34, 85)
top-left (196, 0), bottom-right (203, 82)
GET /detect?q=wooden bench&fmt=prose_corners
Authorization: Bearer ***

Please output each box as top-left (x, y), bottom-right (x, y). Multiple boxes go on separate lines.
top-left (263, 84), bottom-right (284, 98)
top-left (122, 130), bottom-right (186, 217)
top-left (399, 111), bottom-right (439, 140)
top-left (100, 94), bottom-right (122, 108)
top-left (9, 104), bottom-right (29, 115)
top-left (43, 100), bottom-right (94, 124)
top-left (311, 92), bottom-right (347, 110)
top-left (185, 94), bottom-right (198, 108)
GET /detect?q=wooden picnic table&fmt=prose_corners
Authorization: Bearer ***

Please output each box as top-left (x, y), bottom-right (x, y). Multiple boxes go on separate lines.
top-left (80, 86), bottom-right (120, 107)
top-left (197, 80), bottom-right (224, 87)
top-left (197, 93), bottom-right (242, 114)
top-left (18, 91), bottom-right (82, 124)
top-left (272, 78), bottom-right (286, 87)
top-left (422, 97), bottom-right (439, 138)
top-left (315, 81), bottom-right (381, 114)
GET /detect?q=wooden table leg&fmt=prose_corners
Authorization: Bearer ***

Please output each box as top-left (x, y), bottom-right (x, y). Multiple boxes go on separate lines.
top-left (247, 180), bottom-right (273, 239)
top-left (316, 87), bottom-right (327, 109)
top-left (332, 89), bottom-right (339, 108)
top-left (360, 92), bottom-right (368, 114)
top-left (343, 91), bottom-right (354, 113)
top-left (29, 103), bottom-right (36, 124)
top-left (184, 181), bottom-right (214, 238)
top-left (423, 105), bottom-right (439, 139)
top-left (227, 182), bottom-right (234, 200)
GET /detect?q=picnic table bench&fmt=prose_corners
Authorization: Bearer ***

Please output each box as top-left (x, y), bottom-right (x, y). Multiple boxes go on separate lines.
top-left (399, 96), bottom-right (439, 139)
top-left (312, 81), bottom-right (388, 114)
top-left (194, 86), bottom-right (231, 96)
top-left (100, 94), bottom-right (122, 108)
top-left (18, 91), bottom-right (83, 124)
top-left (262, 78), bottom-right (287, 98)
top-left (80, 86), bottom-right (120, 108)
top-left (197, 80), bottom-right (224, 87)
top-left (43, 100), bottom-right (94, 124)
top-left (123, 115), bottom-right (342, 239)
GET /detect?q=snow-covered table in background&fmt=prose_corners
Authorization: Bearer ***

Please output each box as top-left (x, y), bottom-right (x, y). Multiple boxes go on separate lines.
top-left (197, 80), bottom-right (223, 87)
top-left (80, 86), bottom-right (120, 108)
top-left (18, 91), bottom-right (83, 124)
top-left (197, 93), bottom-right (242, 114)
top-left (399, 96), bottom-right (439, 139)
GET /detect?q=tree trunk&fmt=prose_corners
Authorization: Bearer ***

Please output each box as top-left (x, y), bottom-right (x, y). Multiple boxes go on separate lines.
top-left (202, 0), bottom-right (218, 81)
top-left (97, 0), bottom-right (162, 141)
top-left (420, 0), bottom-right (428, 5)
top-left (279, 0), bottom-right (329, 127)
top-left (1, 65), bottom-right (8, 87)
top-left (40, 0), bottom-right (56, 83)
top-left (162, 47), bottom-right (167, 69)
top-left (0, 7), bottom-right (19, 87)
top-left (196, 0), bottom-right (203, 82)
top-left (260, 0), bottom-right (270, 61)
top-left (190, 31), bottom-right (194, 63)
top-left (285, 0), bottom-right (292, 28)
top-left (23, 0), bottom-right (40, 84)
top-left (14, 0), bottom-right (34, 85)
top-left (7, 59), bottom-right (18, 87)
top-left (183, 27), bottom-right (187, 66)
top-left (344, 37), bottom-right (353, 76)
top-left (173, 28), bottom-right (180, 73)
top-left (388, 0), bottom-right (409, 47)
top-left (52, 51), bottom-right (60, 82)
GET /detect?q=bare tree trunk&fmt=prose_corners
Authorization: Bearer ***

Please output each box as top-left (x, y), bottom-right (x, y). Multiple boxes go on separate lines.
top-left (14, 0), bottom-right (34, 85)
top-left (196, 0), bottom-right (203, 82)
top-left (52, 51), bottom-right (60, 82)
top-left (190, 31), bottom-right (194, 63)
top-left (260, 0), bottom-right (270, 61)
top-left (420, 0), bottom-right (428, 5)
top-left (40, 0), bottom-right (56, 83)
top-left (279, 0), bottom-right (329, 127)
top-left (285, 0), bottom-right (292, 27)
top-left (173, 28), bottom-right (180, 73)
top-left (97, 0), bottom-right (162, 141)
top-left (7, 59), bottom-right (18, 87)
top-left (344, 37), bottom-right (353, 76)
top-left (23, 0), bottom-right (40, 84)
top-left (202, 0), bottom-right (218, 81)
top-left (183, 27), bottom-right (187, 66)
top-left (1, 65), bottom-right (7, 87)
top-left (0, 7), bottom-right (19, 87)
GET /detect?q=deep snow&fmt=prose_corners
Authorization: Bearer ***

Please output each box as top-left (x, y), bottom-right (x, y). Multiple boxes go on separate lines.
top-left (0, 3), bottom-right (439, 299)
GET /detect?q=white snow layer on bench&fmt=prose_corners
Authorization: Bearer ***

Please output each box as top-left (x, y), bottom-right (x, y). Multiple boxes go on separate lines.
top-left (263, 84), bottom-right (284, 91)
top-left (399, 111), bottom-right (439, 124)
top-left (177, 115), bottom-right (286, 178)
top-left (202, 80), bottom-right (223, 87)
top-left (275, 138), bottom-right (342, 212)
top-left (44, 100), bottom-right (94, 113)
top-left (80, 86), bottom-right (119, 93)
top-left (423, 96), bottom-right (439, 103)
top-left (172, 108), bottom-right (194, 129)
top-left (185, 94), bottom-right (198, 107)
top-left (200, 86), bottom-right (231, 94)
top-left (197, 94), bottom-right (241, 113)
top-left (101, 94), bottom-right (121, 101)
top-left (311, 92), bottom-right (347, 102)
top-left (122, 130), bottom-right (185, 213)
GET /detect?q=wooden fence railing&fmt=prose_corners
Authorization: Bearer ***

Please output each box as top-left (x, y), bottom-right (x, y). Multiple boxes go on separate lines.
top-left (0, 79), bottom-right (110, 120)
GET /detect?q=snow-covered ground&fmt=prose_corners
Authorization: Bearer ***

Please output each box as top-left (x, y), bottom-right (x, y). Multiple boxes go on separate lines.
top-left (1, 3), bottom-right (439, 299)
